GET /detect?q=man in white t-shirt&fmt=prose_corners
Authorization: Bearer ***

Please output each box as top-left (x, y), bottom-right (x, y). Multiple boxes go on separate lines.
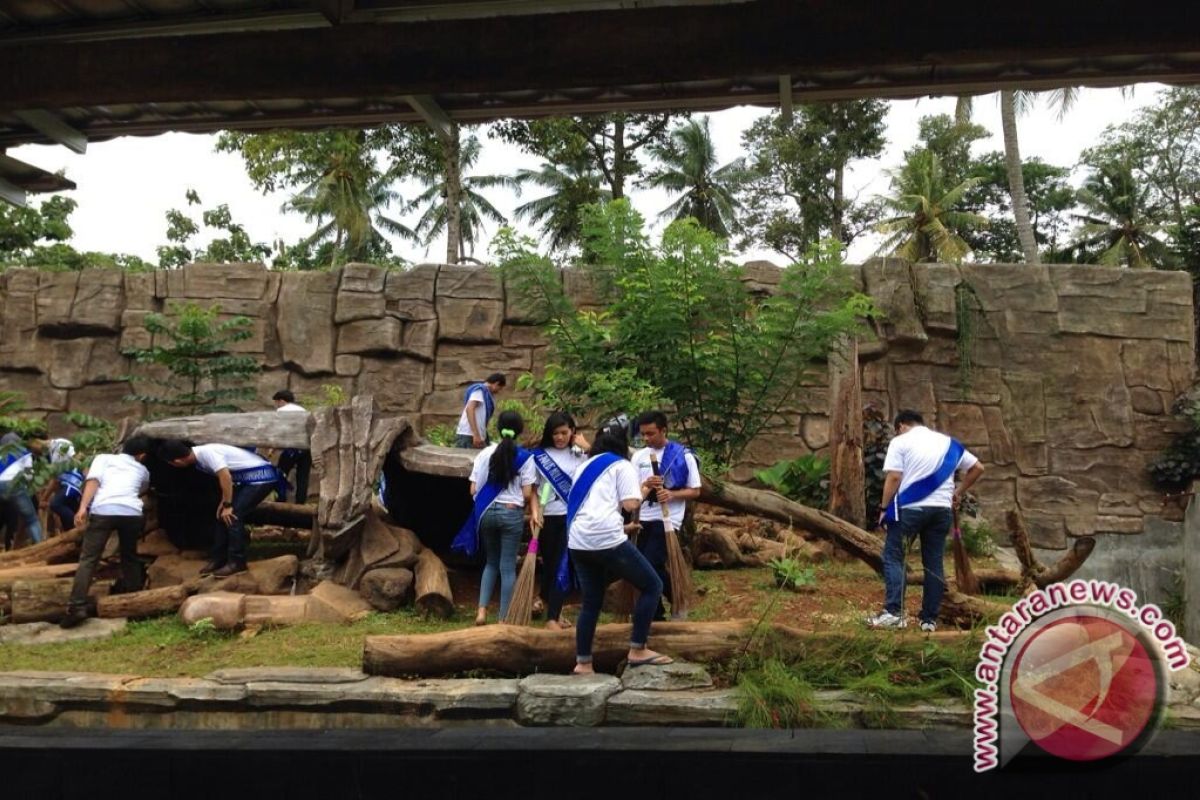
top-left (60, 435), bottom-right (153, 628)
top-left (868, 409), bottom-right (985, 632)
top-left (632, 411), bottom-right (702, 621)
top-left (160, 439), bottom-right (279, 577)
top-left (454, 373), bottom-right (506, 449)
top-left (272, 389), bottom-right (311, 503)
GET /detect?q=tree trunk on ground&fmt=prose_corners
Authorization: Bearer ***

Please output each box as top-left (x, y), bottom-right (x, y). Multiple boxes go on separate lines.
top-left (97, 585), bottom-right (189, 619)
top-left (247, 501), bottom-right (315, 529)
top-left (413, 548), bottom-right (454, 618)
top-left (362, 620), bottom-right (968, 677)
top-left (11, 578), bottom-right (111, 623)
top-left (0, 563), bottom-right (76, 593)
top-left (0, 529), bottom-right (82, 568)
top-left (827, 335), bottom-right (865, 527)
top-left (1005, 510), bottom-right (1097, 589)
top-left (1000, 90), bottom-right (1041, 265)
top-left (443, 122), bottom-right (463, 264)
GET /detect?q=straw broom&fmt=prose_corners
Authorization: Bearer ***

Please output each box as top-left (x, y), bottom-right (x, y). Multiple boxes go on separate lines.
top-left (503, 521), bottom-right (541, 626)
top-left (650, 453), bottom-right (694, 619)
top-left (951, 507), bottom-right (980, 594)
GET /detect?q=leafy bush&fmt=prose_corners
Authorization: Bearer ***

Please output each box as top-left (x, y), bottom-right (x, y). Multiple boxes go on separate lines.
top-left (755, 454), bottom-right (830, 507)
top-left (299, 383), bottom-right (347, 408)
top-left (861, 401), bottom-right (891, 513)
top-left (768, 556), bottom-right (816, 591)
top-left (957, 519), bottom-right (997, 558)
top-left (423, 424), bottom-right (457, 447)
top-left (1149, 391), bottom-right (1200, 492)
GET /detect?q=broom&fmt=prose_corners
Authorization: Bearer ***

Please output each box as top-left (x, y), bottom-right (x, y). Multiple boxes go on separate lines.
top-left (951, 507), bottom-right (980, 595)
top-left (650, 453), bottom-right (694, 619)
top-left (504, 521), bottom-right (541, 626)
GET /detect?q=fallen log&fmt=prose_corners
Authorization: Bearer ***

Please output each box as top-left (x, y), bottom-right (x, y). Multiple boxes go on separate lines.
top-left (413, 548), bottom-right (454, 618)
top-left (97, 585), bottom-right (189, 619)
top-left (246, 501), bottom-right (316, 529)
top-left (0, 528), bottom-right (83, 568)
top-left (1006, 510), bottom-right (1097, 589)
top-left (11, 578), bottom-right (112, 623)
top-left (0, 563), bottom-right (77, 593)
top-left (362, 620), bottom-right (970, 677)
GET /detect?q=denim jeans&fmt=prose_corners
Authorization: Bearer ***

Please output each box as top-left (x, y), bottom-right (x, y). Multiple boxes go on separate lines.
top-left (883, 505), bottom-right (953, 623)
top-left (212, 482), bottom-right (275, 567)
top-left (0, 480), bottom-right (43, 545)
top-left (538, 515), bottom-right (568, 621)
top-left (456, 434), bottom-right (488, 449)
top-left (571, 539), bottom-right (663, 661)
top-left (635, 520), bottom-right (673, 620)
top-left (478, 504), bottom-right (524, 618)
top-left (49, 486), bottom-right (80, 531)
top-left (68, 514), bottom-right (145, 610)
top-left (276, 449), bottom-right (311, 503)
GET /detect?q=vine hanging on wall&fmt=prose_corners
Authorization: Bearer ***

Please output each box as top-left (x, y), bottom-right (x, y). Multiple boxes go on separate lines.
top-left (954, 281), bottom-right (985, 398)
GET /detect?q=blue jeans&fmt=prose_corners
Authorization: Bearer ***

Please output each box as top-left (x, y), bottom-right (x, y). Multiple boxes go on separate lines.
top-left (456, 434), bottom-right (488, 449)
top-left (0, 480), bottom-right (43, 545)
top-left (478, 505), bottom-right (524, 618)
top-left (50, 486), bottom-right (80, 531)
top-left (571, 539), bottom-right (663, 662)
top-left (211, 482), bottom-right (275, 566)
top-left (636, 520), bottom-right (673, 620)
top-left (883, 505), bottom-right (952, 623)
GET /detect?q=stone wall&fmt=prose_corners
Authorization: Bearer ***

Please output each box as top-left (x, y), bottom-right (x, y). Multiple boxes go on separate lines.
top-left (0, 260), bottom-right (1193, 553)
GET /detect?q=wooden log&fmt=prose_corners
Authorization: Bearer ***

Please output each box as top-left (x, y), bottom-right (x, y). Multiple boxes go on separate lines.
top-left (939, 590), bottom-right (1010, 628)
top-left (97, 585), bottom-right (189, 619)
top-left (1006, 509), bottom-right (1043, 588)
top-left (133, 411), bottom-right (312, 450)
top-left (11, 578), bottom-right (111, 623)
top-left (827, 335), bottom-right (865, 527)
top-left (0, 563), bottom-right (76, 593)
top-left (1038, 537), bottom-right (1097, 586)
top-left (246, 501), bottom-right (316, 529)
top-left (413, 548), bottom-right (454, 618)
top-left (775, 529), bottom-right (828, 563)
top-left (0, 528), bottom-right (82, 568)
top-left (359, 567), bottom-right (415, 612)
top-left (362, 620), bottom-right (970, 677)
top-left (692, 525), bottom-right (744, 567)
top-left (309, 580), bottom-right (373, 622)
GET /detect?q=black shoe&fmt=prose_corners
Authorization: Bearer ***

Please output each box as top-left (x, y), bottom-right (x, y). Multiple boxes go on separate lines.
top-left (211, 562), bottom-right (248, 578)
top-left (199, 560), bottom-right (224, 576)
top-left (59, 608), bottom-right (88, 629)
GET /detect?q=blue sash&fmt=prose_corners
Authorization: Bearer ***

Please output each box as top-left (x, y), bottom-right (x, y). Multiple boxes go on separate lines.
top-left (464, 382), bottom-right (495, 426)
top-left (883, 438), bottom-right (965, 523)
top-left (659, 440), bottom-right (696, 490)
top-left (531, 449), bottom-right (574, 506)
top-left (451, 447), bottom-right (532, 557)
top-left (0, 446), bottom-right (30, 477)
top-left (377, 472), bottom-right (388, 507)
top-left (556, 453), bottom-right (622, 592)
top-left (60, 469), bottom-right (85, 499)
top-left (230, 464), bottom-right (280, 486)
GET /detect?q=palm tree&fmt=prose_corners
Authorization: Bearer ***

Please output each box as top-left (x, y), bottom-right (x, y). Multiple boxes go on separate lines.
top-left (1071, 158), bottom-right (1170, 268)
top-left (874, 150), bottom-right (987, 263)
top-left (408, 132), bottom-right (517, 263)
top-left (642, 117), bottom-right (743, 238)
top-left (285, 156), bottom-right (415, 265)
top-left (513, 158), bottom-right (611, 252)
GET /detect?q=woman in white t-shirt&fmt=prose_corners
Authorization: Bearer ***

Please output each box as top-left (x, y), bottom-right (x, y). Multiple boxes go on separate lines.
top-left (567, 427), bottom-right (671, 674)
top-left (468, 410), bottom-right (540, 625)
top-left (530, 412), bottom-right (589, 631)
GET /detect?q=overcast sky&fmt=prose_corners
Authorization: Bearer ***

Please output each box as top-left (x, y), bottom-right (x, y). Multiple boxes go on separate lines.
top-left (9, 84), bottom-right (1163, 267)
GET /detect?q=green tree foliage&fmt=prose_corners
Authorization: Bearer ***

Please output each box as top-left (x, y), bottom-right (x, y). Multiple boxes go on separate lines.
top-left (497, 200), bottom-right (873, 469)
top-left (875, 151), bottom-right (987, 263)
top-left (156, 190), bottom-right (271, 269)
top-left (641, 117), bottom-right (743, 238)
top-left (736, 102), bottom-right (887, 260)
top-left (1, 195), bottom-right (153, 271)
top-left (1070, 157), bottom-right (1170, 269)
top-left (513, 157), bottom-right (611, 253)
top-left (492, 113), bottom-right (677, 201)
top-left (124, 302), bottom-right (260, 415)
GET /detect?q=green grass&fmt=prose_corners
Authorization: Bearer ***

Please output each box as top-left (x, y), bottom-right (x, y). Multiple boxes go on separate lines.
top-left (0, 611), bottom-right (462, 677)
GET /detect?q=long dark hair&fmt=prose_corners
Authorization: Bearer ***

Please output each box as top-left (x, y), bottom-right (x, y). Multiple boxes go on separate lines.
top-left (588, 426), bottom-right (630, 460)
top-left (488, 410), bottom-right (525, 486)
top-left (539, 411), bottom-right (577, 449)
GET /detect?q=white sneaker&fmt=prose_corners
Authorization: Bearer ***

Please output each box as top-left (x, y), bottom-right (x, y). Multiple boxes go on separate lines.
top-left (866, 611), bottom-right (907, 629)
top-left (919, 620), bottom-right (936, 633)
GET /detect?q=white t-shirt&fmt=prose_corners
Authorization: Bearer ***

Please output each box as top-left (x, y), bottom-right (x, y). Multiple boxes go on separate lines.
top-left (48, 438), bottom-right (76, 465)
top-left (192, 444), bottom-right (271, 477)
top-left (632, 445), bottom-right (701, 527)
top-left (882, 425), bottom-right (979, 509)
top-left (276, 402), bottom-right (307, 413)
top-left (0, 451), bottom-right (32, 483)
top-left (86, 453), bottom-right (150, 516)
top-left (455, 388), bottom-right (490, 438)
top-left (568, 458), bottom-right (641, 551)
top-left (533, 447), bottom-right (588, 517)
top-left (469, 443), bottom-right (536, 507)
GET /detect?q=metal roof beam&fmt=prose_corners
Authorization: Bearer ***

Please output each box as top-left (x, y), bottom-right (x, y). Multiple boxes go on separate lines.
top-left (13, 109), bottom-right (87, 154)
top-left (0, 175), bottom-right (26, 207)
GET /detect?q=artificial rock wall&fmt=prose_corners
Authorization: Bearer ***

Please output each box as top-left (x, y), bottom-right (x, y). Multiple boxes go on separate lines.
top-left (0, 260), bottom-right (1193, 552)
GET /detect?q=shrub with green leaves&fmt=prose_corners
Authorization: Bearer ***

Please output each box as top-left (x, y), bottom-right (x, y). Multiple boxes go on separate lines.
top-left (755, 454), bottom-right (830, 507)
top-left (957, 519), bottom-right (997, 558)
top-left (768, 556), bottom-right (816, 591)
top-left (124, 301), bottom-right (260, 416)
top-left (497, 200), bottom-right (874, 470)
